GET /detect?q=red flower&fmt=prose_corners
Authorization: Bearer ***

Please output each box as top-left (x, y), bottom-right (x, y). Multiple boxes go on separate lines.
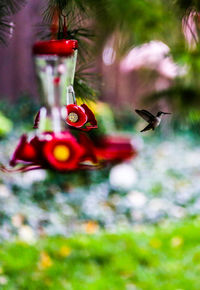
top-left (66, 104), bottom-right (87, 128)
top-left (10, 135), bottom-right (37, 166)
top-left (66, 104), bottom-right (97, 131)
top-left (95, 135), bottom-right (137, 163)
top-left (78, 133), bottom-right (98, 164)
top-left (43, 132), bottom-right (84, 171)
top-left (10, 132), bottom-right (85, 171)
top-left (34, 104), bottom-right (98, 132)
top-left (80, 104), bottom-right (98, 131)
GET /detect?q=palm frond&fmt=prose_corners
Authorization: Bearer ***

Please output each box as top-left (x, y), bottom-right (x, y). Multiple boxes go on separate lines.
top-left (1, 0), bottom-right (27, 15)
top-left (0, 20), bottom-right (12, 44)
top-left (74, 63), bottom-right (100, 101)
top-left (74, 77), bottom-right (97, 102)
top-left (0, 0), bottom-right (27, 44)
top-left (41, 0), bottom-right (94, 61)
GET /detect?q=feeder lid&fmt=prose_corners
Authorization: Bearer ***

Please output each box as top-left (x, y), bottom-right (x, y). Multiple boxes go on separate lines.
top-left (33, 39), bottom-right (78, 57)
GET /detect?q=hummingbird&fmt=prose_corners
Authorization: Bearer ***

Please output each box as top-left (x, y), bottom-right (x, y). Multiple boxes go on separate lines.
top-left (135, 109), bottom-right (171, 132)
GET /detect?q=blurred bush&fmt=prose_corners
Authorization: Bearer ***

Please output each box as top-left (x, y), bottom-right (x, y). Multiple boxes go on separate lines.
top-left (0, 96), bottom-right (39, 133)
top-left (0, 112), bottom-right (12, 136)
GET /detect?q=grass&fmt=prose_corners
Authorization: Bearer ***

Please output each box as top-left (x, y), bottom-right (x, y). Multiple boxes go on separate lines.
top-left (0, 219), bottom-right (200, 289)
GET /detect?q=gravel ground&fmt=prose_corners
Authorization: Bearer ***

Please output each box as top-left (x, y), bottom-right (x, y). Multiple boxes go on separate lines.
top-left (0, 132), bottom-right (200, 241)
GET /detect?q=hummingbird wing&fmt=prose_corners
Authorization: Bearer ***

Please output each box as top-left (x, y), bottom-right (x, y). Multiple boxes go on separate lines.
top-left (135, 109), bottom-right (155, 123)
top-left (140, 123), bottom-right (152, 132)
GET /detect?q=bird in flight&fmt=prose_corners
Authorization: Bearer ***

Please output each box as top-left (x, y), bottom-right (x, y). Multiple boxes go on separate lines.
top-left (135, 109), bottom-right (171, 132)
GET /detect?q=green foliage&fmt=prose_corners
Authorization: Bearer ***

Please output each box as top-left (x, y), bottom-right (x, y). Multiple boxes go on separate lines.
top-left (0, 96), bottom-right (39, 132)
top-left (150, 182), bottom-right (163, 196)
top-left (1, 219), bottom-right (200, 289)
top-left (0, 112), bottom-right (12, 136)
top-left (114, 107), bottom-right (138, 132)
top-left (145, 84), bottom-right (200, 114)
top-left (175, 0), bottom-right (200, 13)
top-left (74, 65), bottom-right (98, 102)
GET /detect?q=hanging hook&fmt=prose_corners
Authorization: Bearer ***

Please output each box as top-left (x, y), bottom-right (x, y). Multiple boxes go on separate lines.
top-left (67, 85), bottom-right (77, 105)
top-left (61, 10), bottom-right (68, 38)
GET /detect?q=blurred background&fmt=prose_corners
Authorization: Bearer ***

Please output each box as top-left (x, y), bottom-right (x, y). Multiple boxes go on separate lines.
top-left (1, 0), bottom-right (200, 289)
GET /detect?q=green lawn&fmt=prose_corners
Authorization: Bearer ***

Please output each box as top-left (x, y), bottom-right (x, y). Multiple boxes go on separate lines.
top-left (0, 219), bottom-right (200, 289)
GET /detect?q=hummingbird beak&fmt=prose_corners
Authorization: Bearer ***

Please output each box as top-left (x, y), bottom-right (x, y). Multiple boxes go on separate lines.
top-left (163, 112), bottom-right (171, 115)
